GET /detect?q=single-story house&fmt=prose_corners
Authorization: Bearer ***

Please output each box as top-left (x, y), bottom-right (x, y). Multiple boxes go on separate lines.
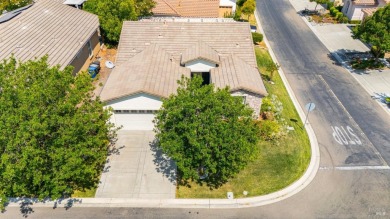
top-left (100, 20), bottom-right (267, 130)
top-left (152, 0), bottom-right (220, 17)
top-left (341, 0), bottom-right (389, 20)
top-left (0, 0), bottom-right (100, 74)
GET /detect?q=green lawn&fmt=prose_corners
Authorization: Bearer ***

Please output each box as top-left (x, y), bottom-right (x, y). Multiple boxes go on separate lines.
top-left (176, 47), bottom-right (311, 199)
top-left (71, 188), bottom-right (97, 198)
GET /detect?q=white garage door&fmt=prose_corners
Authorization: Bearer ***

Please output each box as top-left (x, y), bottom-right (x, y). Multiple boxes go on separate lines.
top-left (113, 110), bottom-right (156, 130)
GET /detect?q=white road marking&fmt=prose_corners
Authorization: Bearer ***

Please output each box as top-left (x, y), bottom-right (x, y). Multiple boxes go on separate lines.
top-left (318, 75), bottom-right (389, 167)
top-left (335, 166), bottom-right (390, 170)
top-left (319, 166), bottom-right (390, 170)
top-left (331, 125), bottom-right (362, 146)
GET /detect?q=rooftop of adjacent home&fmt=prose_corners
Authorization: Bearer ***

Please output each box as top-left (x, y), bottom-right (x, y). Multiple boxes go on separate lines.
top-left (152, 0), bottom-right (220, 17)
top-left (0, 0), bottom-right (98, 69)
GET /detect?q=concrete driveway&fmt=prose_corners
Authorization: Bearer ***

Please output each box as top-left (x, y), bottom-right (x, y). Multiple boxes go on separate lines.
top-left (95, 131), bottom-right (176, 199)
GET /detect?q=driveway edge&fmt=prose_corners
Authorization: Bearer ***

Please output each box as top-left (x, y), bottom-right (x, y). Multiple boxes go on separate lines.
top-left (6, 11), bottom-right (320, 209)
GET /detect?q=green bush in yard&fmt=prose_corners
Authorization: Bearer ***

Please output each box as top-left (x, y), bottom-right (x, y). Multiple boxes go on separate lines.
top-left (327, 2), bottom-right (334, 10)
top-left (252, 32), bottom-right (263, 44)
top-left (335, 12), bottom-right (343, 19)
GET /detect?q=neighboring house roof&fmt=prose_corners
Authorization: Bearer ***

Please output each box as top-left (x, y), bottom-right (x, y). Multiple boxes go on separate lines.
top-left (181, 40), bottom-right (220, 65)
top-left (211, 55), bottom-right (267, 96)
top-left (362, 7), bottom-right (378, 16)
top-left (100, 44), bottom-right (191, 101)
top-left (0, 0), bottom-right (99, 69)
top-left (101, 21), bottom-right (267, 102)
top-left (153, 0), bottom-right (220, 17)
top-left (352, 0), bottom-right (377, 5)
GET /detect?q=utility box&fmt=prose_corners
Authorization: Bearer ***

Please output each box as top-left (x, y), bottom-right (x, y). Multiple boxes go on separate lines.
top-left (227, 192), bottom-right (234, 199)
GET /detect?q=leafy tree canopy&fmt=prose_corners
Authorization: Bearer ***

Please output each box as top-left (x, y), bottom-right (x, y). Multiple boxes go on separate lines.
top-left (241, 0), bottom-right (256, 19)
top-left (154, 76), bottom-right (260, 188)
top-left (84, 0), bottom-right (155, 45)
top-left (0, 0), bottom-right (32, 14)
top-left (0, 57), bottom-right (115, 209)
top-left (353, 5), bottom-right (390, 58)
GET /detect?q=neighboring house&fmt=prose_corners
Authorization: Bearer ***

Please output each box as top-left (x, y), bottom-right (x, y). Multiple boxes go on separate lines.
top-left (342, 0), bottom-right (389, 20)
top-left (0, 0), bottom-right (100, 74)
top-left (152, 0), bottom-right (220, 17)
top-left (100, 21), bottom-right (267, 130)
top-left (219, 0), bottom-right (236, 17)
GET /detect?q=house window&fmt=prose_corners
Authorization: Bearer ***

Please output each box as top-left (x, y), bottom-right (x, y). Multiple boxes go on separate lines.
top-left (87, 40), bottom-right (93, 57)
top-left (114, 110), bottom-right (122, 113)
top-left (146, 110), bottom-right (153, 113)
top-left (131, 110), bottom-right (138, 113)
top-left (123, 110), bottom-right (129, 113)
top-left (138, 110), bottom-right (146, 113)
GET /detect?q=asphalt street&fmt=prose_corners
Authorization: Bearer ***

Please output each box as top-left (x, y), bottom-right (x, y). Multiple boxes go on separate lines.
top-left (3, 0), bottom-right (390, 218)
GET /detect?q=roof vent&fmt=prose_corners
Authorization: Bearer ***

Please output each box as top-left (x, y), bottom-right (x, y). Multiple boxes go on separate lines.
top-left (131, 48), bottom-right (137, 52)
top-left (236, 43), bottom-right (240, 48)
top-left (158, 33), bottom-right (163, 38)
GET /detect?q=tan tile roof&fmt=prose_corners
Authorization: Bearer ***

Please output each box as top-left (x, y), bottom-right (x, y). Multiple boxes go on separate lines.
top-left (181, 40), bottom-right (220, 64)
top-left (116, 21), bottom-right (256, 67)
top-left (152, 0), bottom-right (180, 16)
top-left (362, 8), bottom-right (378, 16)
top-left (100, 44), bottom-right (191, 101)
top-left (211, 55), bottom-right (267, 96)
top-left (100, 21), bottom-right (267, 102)
top-left (0, 0), bottom-right (99, 69)
top-left (352, 0), bottom-right (377, 5)
top-left (153, 0), bottom-right (220, 17)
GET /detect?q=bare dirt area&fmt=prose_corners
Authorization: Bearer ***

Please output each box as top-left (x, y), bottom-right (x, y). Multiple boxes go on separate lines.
top-left (93, 46), bottom-right (117, 96)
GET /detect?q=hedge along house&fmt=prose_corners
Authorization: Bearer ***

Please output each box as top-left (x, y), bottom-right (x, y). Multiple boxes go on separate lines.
top-left (100, 21), bottom-right (267, 130)
top-left (0, 0), bottom-right (100, 74)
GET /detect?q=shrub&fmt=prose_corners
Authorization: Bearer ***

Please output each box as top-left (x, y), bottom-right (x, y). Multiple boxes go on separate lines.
top-left (349, 20), bottom-right (361, 24)
top-left (327, 2), bottom-right (334, 10)
top-left (340, 16), bottom-right (349, 23)
top-left (335, 12), bottom-right (343, 19)
top-left (259, 95), bottom-right (287, 141)
top-left (252, 32), bottom-right (263, 44)
top-left (330, 7), bottom-right (337, 16)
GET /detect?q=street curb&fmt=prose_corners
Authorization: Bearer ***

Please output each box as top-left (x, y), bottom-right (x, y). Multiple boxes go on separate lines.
top-left (6, 12), bottom-right (320, 210)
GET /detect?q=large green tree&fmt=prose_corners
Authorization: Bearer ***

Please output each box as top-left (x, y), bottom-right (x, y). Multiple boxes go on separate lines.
top-left (84, 0), bottom-right (155, 45)
top-left (154, 76), bottom-right (260, 187)
top-left (353, 5), bottom-right (390, 59)
top-left (0, 0), bottom-right (32, 14)
top-left (0, 57), bottom-right (115, 209)
top-left (241, 0), bottom-right (255, 20)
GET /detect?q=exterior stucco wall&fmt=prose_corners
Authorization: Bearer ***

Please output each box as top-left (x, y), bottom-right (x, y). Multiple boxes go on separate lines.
top-left (185, 59), bottom-right (217, 72)
top-left (219, 6), bottom-right (233, 17)
top-left (70, 30), bottom-right (101, 74)
top-left (231, 90), bottom-right (263, 117)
